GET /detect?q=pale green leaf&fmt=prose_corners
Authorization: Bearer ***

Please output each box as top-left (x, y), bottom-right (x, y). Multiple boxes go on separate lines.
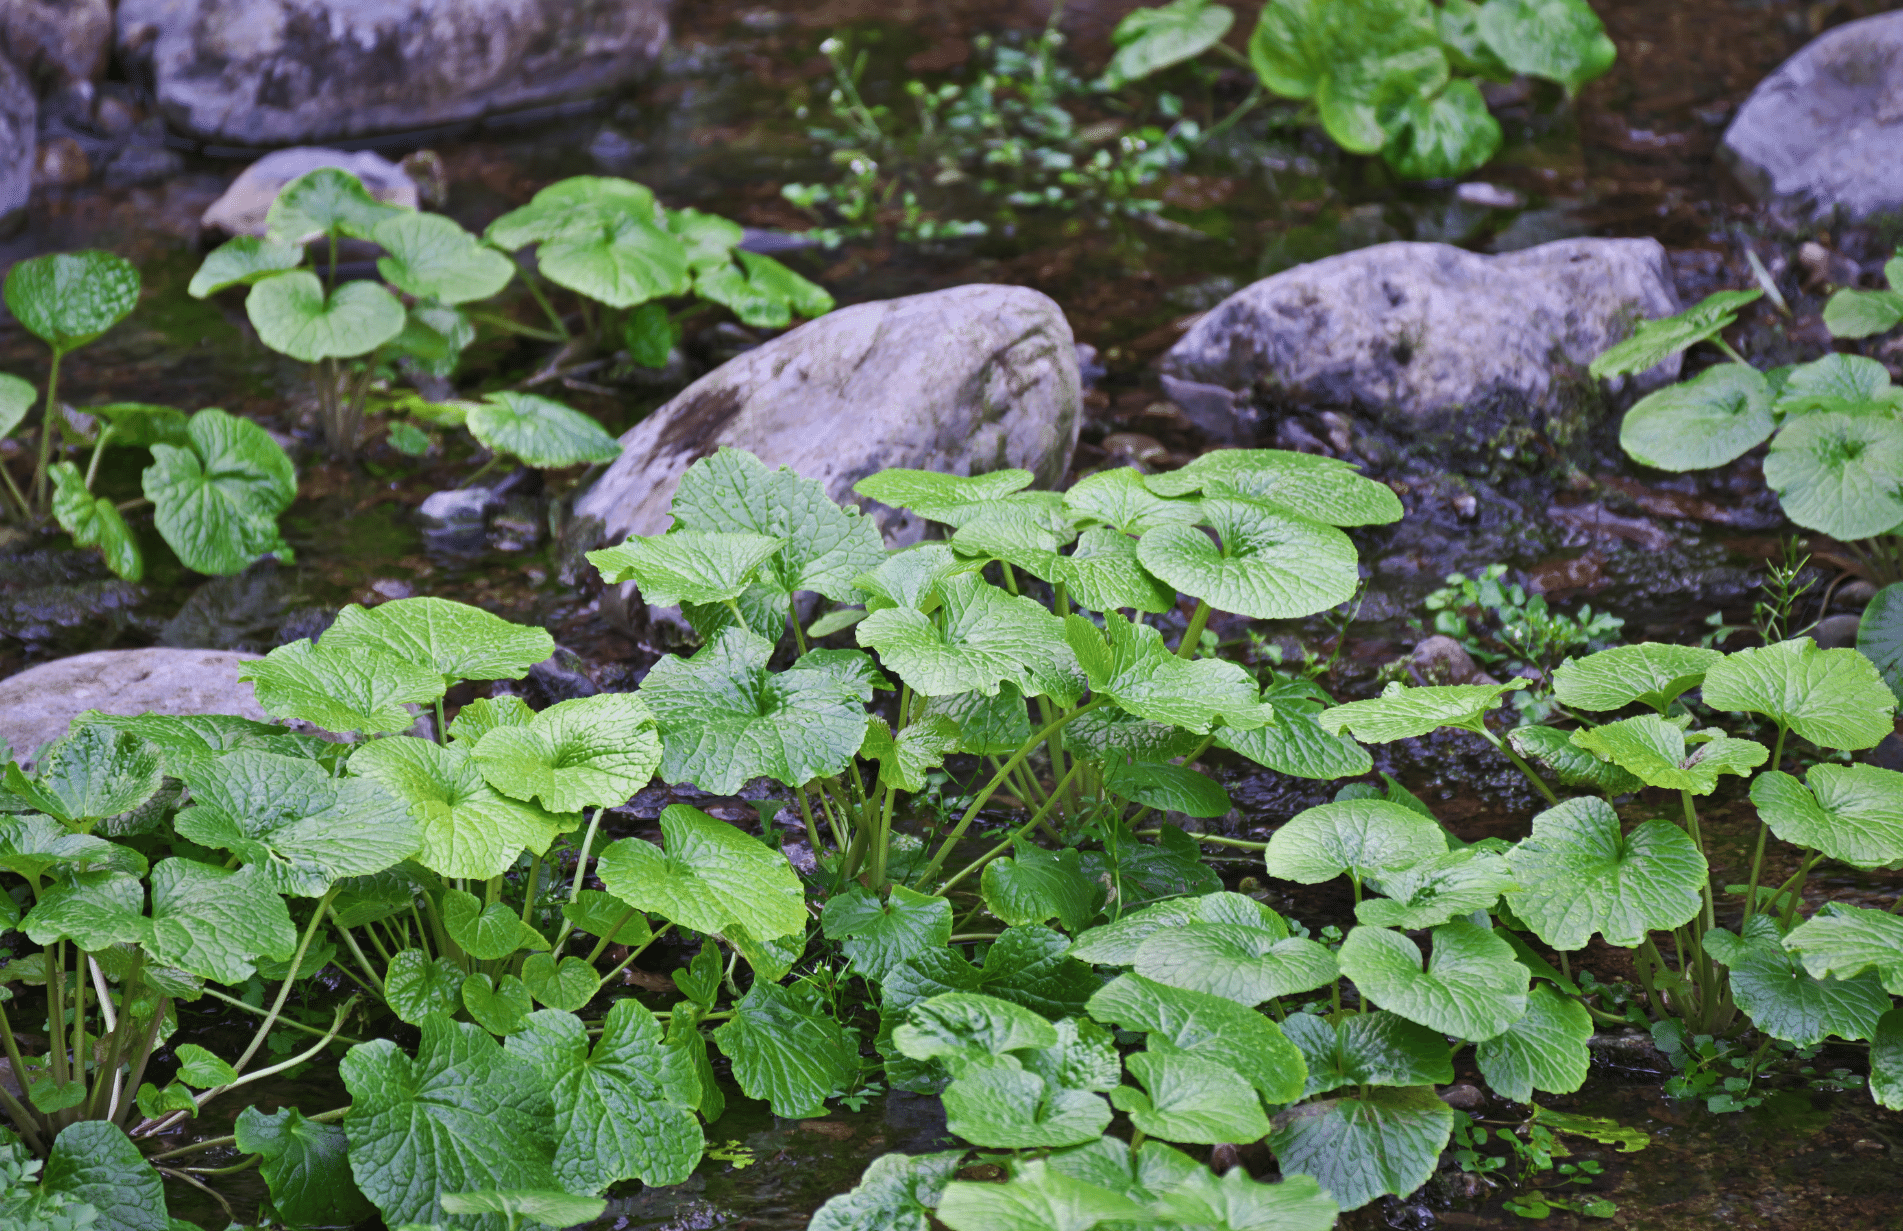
top-left (1782, 906), bottom-right (1903, 995)
top-left (3, 250), bottom-right (141, 352)
top-left (246, 271), bottom-right (405, 361)
top-left (1751, 765), bottom-right (1903, 870)
top-left (1100, 761), bottom-right (1231, 818)
top-left (1263, 798), bottom-right (1446, 884)
top-left (50, 462), bottom-right (143, 580)
top-left (1570, 713), bottom-right (1767, 794)
top-left (1137, 495), bottom-right (1358, 620)
top-left (859, 714), bottom-right (959, 793)
top-left (241, 639), bottom-right (444, 735)
top-left (1337, 919), bottom-right (1529, 1040)
top-left (1473, 984), bottom-right (1592, 1101)
top-left (384, 950), bottom-right (466, 1025)
top-left (1763, 412), bottom-right (1903, 542)
top-left (347, 737), bottom-right (576, 879)
top-left (486, 176), bottom-right (657, 249)
top-left (1316, 677), bottom-right (1528, 742)
top-left (188, 236), bottom-right (302, 298)
top-left (1112, 1049), bottom-right (1269, 1144)
top-left (1355, 847), bottom-right (1516, 930)
top-left (473, 693), bottom-right (660, 813)
top-left (1086, 973), bottom-right (1307, 1103)
top-left (145, 858), bottom-right (299, 985)
top-left (1504, 795), bottom-right (1707, 949)
top-left (587, 530), bottom-right (783, 607)
top-left (811, 1149), bottom-right (965, 1231)
top-left (1553, 642), bottom-right (1726, 713)
top-left (1102, 0), bottom-right (1235, 86)
top-left (942, 1065), bottom-right (1111, 1148)
top-left (1133, 922), bottom-right (1337, 1005)
top-left (42, 1121), bottom-right (167, 1231)
top-left (1063, 467), bottom-right (1201, 535)
top-left (443, 887), bottom-right (549, 961)
top-left (322, 596), bottom-right (554, 686)
top-left (143, 407), bottom-right (297, 577)
top-left (1144, 448), bottom-right (1403, 526)
top-left (1703, 638), bottom-right (1897, 751)
top-left (265, 167), bottom-right (407, 243)
top-left (853, 468), bottom-right (1035, 526)
top-left (466, 392), bottom-right (621, 469)
top-left (374, 212), bottom-right (515, 304)
top-left (1217, 677), bottom-right (1373, 780)
top-left (1590, 290), bottom-right (1762, 379)
top-left (1066, 891), bottom-right (1283, 965)
top-left (859, 572), bottom-right (1076, 699)
top-left (173, 748), bottom-right (418, 896)
top-left (596, 803), bottom-right (806, 940)
top-left (1063, 610), bottom-right (1273, 732)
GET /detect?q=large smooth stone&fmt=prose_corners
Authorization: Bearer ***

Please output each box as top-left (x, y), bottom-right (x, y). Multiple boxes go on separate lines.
top-left (114, 0), bottom-right (671, 146)
top-left (1721, 12), bottom-right (1903, 223)
top-left (0, 53), bottom-right (30, 228)
top-left (200, 147), bottom-right (417, 236)
top-left (571, 283), bottom-right (1082, 626)
top-left (0, 647), bottom-right (268, 761)
top-left (1159, 239), bottom-right (1681, 447)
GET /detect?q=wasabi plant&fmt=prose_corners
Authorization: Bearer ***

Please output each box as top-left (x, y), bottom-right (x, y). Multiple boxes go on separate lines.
top-left (2, 253), bottom-right (298, 582)
top-left (190, 169), bottom-right (831, 460)
top-left (5, 446), bottom-right (1899, 1229)
top-left (1591, 289), bottom-right (1903, 698)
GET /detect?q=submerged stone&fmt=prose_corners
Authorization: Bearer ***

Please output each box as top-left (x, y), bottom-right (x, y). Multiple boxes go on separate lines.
top-left (1159, 239), bottom-right (1680, 457)
top-left (200, 147), bottom-right (417, 237)
top-left (0, 52), bottom-right (30, 230)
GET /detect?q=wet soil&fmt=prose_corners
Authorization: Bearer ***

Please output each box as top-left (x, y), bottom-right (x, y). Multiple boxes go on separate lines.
top-left (7, 0), bottom-right (1903, 1227)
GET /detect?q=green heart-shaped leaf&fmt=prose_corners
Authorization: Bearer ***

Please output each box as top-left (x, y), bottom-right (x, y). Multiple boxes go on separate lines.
top-left (1086, 972), bottom-right (1308, 1103)
top-left (1473, 983), bottom-right (1592, 1102)
top-left (853, 468), bottom-right (1036, 526)
top-left (1063, 610), bottom-right (1271, 732)
top-left (1570, 714), bottom-right (1767, 794)
top-left (1264, 798), bottom-right (1446, 885)
top-left (1316, 676), bottom-right (1528, 742)
top-left (1137, 495), bottom-right (1358, 620)
top-left (466, 391), bottom-right (622, 469)
top-left (348, 737), bottom-right (576, 879)
top-left (538, 214), bottom-right (688, 308)
top-left (265, 167), bottom-right (408, 243)
top-left (1619, 363), bottom-right (1775, 472)
top-left (821, 884), bottom-right (952, 982)
top-left (1382, 78), bottom-right (1501, 179)
top-left (1703, 638), bottom-right (1897, 750)
top-left (1763, 412), bottom-right (1903, 541)
top-left (383, 950), bottom-right (466, 1024)
top-left (640, 629), bottom-right (875, 794)
top-left (860, 572), bottom-right (1076, 700)
top-left (3, 250), bottom-right (140, 352)
top-left (443, 887), bottom-right (550, 961)
top-left (1100, 761), bottom-right (1232, 818)
top-left (241, 639), bottom-right (444, 735)
top-left (461, 971), bottom-right (534, 1036)
top-left (1133, 921), bottom-right (1337, 1006)
top-left (597, 803), bottom-right (806, 940)
top-left (1268, 1085), bottom-right (1454, 1214)
top-left (711, 982), bottom-right (859, 1118)
top-left (487, 176), bottom-right (658, 249)
top-left (1102, 0), bottom-right (1235, 87)
top-left (473, 693), bottom-right (661, 813)
top-left (1280, 1010), bottom-right (1452, 1098)
top-left (1751, 765), bottom-right (1903, 870)
top-left (1112, 1049), bottom-right (1269, 1144)
top-left (1782, 906), bottom-right (1903, 995)
top-left (1337, 919), bottom-right (1529, 1039)
top-left (1704, 915), bottom-right (1891, 1046)
top-left (188, 236), bottom-right (303, 298)
top-left (324, 595), bottom-right (555, 686)
top-left (1504, 795), bottom-right (1706, 949)
top-left (1475, 0), bottom-right (1616, 91)
top-left (374, 212), bottom-right (516, 303)
top-left (1355, 847), bottom-right (1516, 930)
top-left (981, 845), bottom-right (1104, 933)
top-left (236, 1106), bottom-right (377, 1229)
top-left (1553, 642), bottom-right (1726, 714)
top-left (246, 271), bottom-right (405, 361)
top-left (587, 529), bottom-right (784, 608)
top-left (505, 1001), bottom-right (702, 1190)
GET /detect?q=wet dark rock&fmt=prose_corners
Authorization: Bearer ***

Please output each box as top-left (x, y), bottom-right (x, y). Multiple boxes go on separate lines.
top-left (0, 0), bottom-right (112, 89)
top-left (487, 494), bottom-right (546, 553)
top-left (1409, 635), bottom-right (1496, 687)
top-left (100, 140), bottom-right (182, 187)
top-left (1438, 1082), bottom-right (1487, 1110)
top-left (1811, 614), bottom-right (1863, 649)
top-left (525, 647), bottom-right (599, 706)
top-left (0, 647), bottom-right (271, 762)
top-left (1159, 239), bottom-right (1681, 456)
top-left (115, 0), bottom-right (671, 146)
top-left (572, 284), bottom-right (1082, 629)
top-left (0, 52), bottom-right (31, 229)
top-left (1721, 12), bottom-right (1903, 223)
top-left (200, 148), bottom-right (418, 238)
top-left (1587, 1029), bottom-right (1671, 1071)
top-left (416, 486), bottom-right (497, 555)
top-left (0, 547), bottom-right (145, 656)
top-left (1865, 733), bottom-right (1903, 773)
top-left (157, 561), bottom-right (298, 653)
top-left (1837, 580), bottom-right (1878, 609)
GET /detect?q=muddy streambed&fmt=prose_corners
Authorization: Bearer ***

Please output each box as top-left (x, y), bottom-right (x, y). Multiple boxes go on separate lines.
top-left (4, 0), bottom-right (1903, 1227)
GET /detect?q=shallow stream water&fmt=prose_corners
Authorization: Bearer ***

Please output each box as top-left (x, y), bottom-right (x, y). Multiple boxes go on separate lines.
top-left (5, 0), bottom-right (1903, 1227)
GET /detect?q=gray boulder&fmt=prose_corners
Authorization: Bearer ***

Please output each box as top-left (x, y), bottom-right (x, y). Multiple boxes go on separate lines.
top-left (0, 647), bottom-right (271, 762)
top-left (1160, 239), bottom-right (1681, 448)
top-left (0, 54), bottom-right (29, 229)
top-left (201, 147), bottom-right (417, 237)
top-left (571, 283), bottom-right (1082, 627)
top-left (1721, 12), bottom-right (1903, 223)
top-left (115, 0), bottom-right (671, 147)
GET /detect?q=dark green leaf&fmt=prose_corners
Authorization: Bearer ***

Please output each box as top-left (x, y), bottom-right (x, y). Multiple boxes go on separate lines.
top-left (1268, 1085), bottom-right (1454, 1213)
top-left (236, 1106), bottom-right (376, 1229)
top-left (712, 982), bottom-right (858, 1118)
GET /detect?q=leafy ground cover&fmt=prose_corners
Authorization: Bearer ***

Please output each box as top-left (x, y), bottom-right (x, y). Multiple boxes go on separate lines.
top-left (0, 441), bottom-right (1899, 1230)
